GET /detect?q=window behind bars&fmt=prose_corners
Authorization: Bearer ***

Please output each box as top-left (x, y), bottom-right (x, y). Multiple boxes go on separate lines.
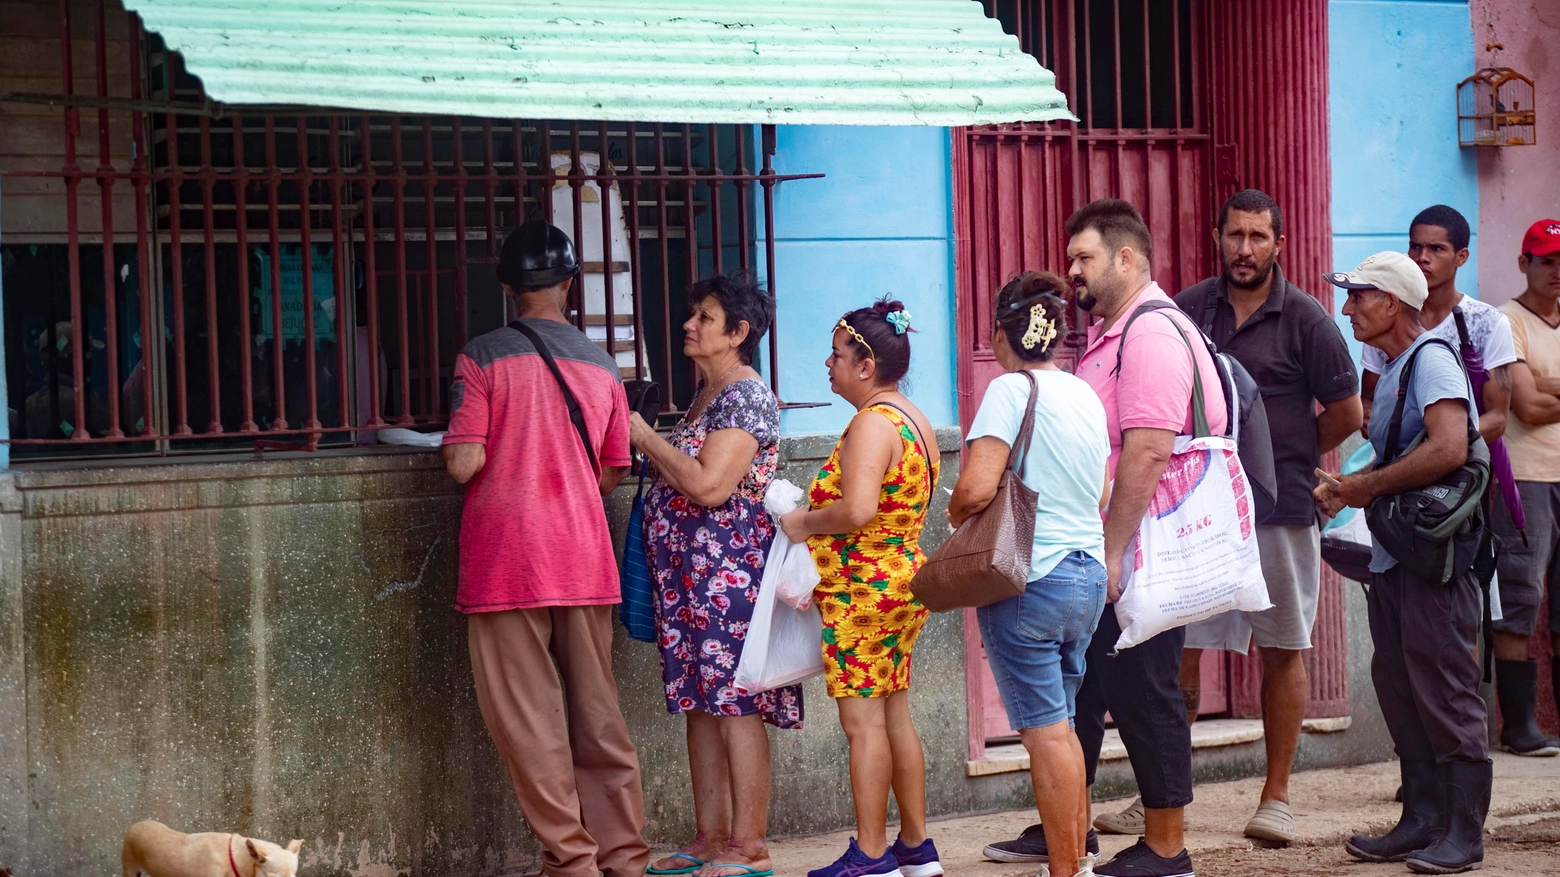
top-left (1, 3), bottom-right (817, 460)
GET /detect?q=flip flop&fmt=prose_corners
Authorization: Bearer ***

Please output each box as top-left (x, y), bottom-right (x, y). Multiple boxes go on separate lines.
top-left (647, 853), bottom-right (707, 875)
top-left (699, 865), bottom-right (774, 877)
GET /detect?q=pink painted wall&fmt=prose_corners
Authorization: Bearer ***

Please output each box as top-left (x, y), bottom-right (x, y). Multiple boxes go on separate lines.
top-left (1473, 0), bottom-right (1560, 306)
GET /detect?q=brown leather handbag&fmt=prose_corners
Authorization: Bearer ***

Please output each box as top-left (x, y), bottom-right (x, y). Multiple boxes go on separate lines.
top-left (911, 370), bottom-right (1040, 612)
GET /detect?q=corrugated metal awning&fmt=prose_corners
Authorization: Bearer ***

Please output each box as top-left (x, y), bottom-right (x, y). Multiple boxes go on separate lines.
top-left (120, 0), bottom-right (1074, 126)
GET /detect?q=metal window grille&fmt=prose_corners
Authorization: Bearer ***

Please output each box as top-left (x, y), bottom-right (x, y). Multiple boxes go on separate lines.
top-left (1, 1), bottom-right (820, 458)
top-left (958, 0), bottom-right (1211, 363)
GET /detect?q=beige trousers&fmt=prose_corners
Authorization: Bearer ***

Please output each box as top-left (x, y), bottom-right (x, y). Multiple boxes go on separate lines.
top-left (468, 606), bottom-right (650, 877)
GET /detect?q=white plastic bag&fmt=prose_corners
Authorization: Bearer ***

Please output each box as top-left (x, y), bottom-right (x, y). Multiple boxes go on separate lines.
top-left (762, 479), bottom-right (821, 610)
top-left (733, 561), bottom-right (825, 695)
top-left (1114, 434), bottom-right (1272, 650)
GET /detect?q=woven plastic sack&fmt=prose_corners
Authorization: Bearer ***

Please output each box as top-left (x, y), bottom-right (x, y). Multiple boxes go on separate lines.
top-left (1113, 434), bottom-right (1271, 650)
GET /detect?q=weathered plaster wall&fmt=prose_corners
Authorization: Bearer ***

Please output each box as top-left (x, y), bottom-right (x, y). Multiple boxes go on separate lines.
top-left (0, 438), bottom-right (979, 877)
top-left (1328, 0), bottom-right (1480, 360)
top-left (1471, 0), bottom-right (1560, 306)
top-left (0, 439), bottom-right (1397, 876)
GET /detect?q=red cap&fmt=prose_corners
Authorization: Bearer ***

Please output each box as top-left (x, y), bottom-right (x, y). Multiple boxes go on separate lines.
top-left (1523, 219), bottom-right (1560, 257)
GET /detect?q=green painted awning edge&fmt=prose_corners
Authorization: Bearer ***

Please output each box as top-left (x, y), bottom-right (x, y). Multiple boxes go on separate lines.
top-left (122, 0), bottom-right (1077, 126)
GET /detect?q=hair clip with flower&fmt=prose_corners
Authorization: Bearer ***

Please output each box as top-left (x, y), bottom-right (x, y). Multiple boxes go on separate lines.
top-left (886, 310), bottom-right (912, 335)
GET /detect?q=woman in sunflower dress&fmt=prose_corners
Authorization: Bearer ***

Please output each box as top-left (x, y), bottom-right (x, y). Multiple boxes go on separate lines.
top-left (779, 299), bottom-right (943, 877)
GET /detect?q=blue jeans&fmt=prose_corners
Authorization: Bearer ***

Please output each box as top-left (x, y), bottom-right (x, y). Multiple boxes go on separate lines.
top-left (976, 551), bottom-right (1107, 730)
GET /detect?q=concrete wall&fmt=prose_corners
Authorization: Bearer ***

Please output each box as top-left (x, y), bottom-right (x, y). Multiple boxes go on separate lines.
top-left (0, 439), bottom-right (978, 877)
top-left (768, 126), bottom-right (958, 435)
top-left (0, 439), bottom-right (1400, 876)
top-left (1471, 0), bottom-right (1560, 306)
top-left (1328, 0), bottom-right (1480, 359)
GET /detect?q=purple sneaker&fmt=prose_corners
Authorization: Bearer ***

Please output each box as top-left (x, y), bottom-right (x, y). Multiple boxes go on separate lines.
top-left (807, 838), bottom-right (904, 877)
top-left (891, 836), bottom-right (943, 877)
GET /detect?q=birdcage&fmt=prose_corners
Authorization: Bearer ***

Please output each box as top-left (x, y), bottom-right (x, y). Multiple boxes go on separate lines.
top-left (1458, 67), bottom-right (1537, 147)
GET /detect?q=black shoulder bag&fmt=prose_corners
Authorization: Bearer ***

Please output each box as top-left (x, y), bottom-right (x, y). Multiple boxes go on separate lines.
top-left (1364, 337), bottom-right (1491, 585)
top-left (509, 319), bottom-right (599, 472)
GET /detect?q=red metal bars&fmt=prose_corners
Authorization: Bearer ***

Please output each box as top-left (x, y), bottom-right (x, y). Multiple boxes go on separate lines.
top-left (298, 115), bottom-right (321, 432)
top-left (264, 117), bottom-right (286, 430)
top-left (94, 0), bottom-right (123, 438)
top-left (3, 11), bottom-right (820, 450)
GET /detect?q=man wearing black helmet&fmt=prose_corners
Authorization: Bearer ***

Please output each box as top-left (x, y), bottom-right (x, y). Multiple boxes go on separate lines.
top-left (443, 221), bottom-right (648, 877)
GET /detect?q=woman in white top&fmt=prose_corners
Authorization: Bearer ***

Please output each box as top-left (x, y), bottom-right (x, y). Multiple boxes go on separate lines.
top-left (946, 271), bottom-right (1111, 877)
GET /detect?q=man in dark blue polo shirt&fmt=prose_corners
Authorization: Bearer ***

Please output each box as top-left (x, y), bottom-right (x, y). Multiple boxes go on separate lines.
top-left (1173, 190), bottom-right (1362, 843)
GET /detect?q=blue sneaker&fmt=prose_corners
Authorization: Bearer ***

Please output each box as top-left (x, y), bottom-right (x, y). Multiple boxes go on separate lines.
top-left (891, 836), bottom-right (943, 877)
top-left (807, 838), bottom-right (904, 877)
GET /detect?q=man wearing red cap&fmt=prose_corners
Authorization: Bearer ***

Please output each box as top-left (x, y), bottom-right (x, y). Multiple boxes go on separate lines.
top-left (1491, 218), bottom-right (1560, 759)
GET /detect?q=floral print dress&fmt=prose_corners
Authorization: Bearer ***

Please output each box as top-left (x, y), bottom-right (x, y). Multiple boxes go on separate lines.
top-left (645, 378), bottom-right (803, 728)
top-left (807, 404), bottom-right (939, 698)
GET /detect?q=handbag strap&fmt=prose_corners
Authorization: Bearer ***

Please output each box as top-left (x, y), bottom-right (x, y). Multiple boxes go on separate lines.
top-left (873, 401), bottom-right (936, 494)
top-left (509, 319), bottom-right (600, 472)
top-left (1007, 370), bottom-right (1040, 480)
top-left (1382, 336), bottom-right (1472, 464)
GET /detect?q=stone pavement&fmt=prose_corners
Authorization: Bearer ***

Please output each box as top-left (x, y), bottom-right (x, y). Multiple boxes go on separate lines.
top-left (754, 752), bottom-right (1560, 876)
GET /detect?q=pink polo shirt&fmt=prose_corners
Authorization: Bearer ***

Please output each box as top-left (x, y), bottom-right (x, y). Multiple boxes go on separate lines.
top-left (1076, 281), bottom-right (1228, 477)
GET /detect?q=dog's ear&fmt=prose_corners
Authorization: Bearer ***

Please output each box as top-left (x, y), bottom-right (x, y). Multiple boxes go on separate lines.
top-left (247, 839), bottom-right (268, 864)
top-left (287, 839), bottom-right (303, 855)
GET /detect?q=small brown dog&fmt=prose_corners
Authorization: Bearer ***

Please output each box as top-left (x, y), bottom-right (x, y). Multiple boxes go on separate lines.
top-left (122, 821), bottom-right (303, 877)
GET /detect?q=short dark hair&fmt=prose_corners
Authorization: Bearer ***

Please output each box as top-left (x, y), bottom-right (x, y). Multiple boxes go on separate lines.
top-left (1217, 188), bottom-right (1284, 238)
top-left (994, 272), bottom-right (1070, 363)
top-left (1411, 204), bottom-right (1471, 252)
top-left (687, 271), bottom-right (773, 365)
top-left (839, 296), bottom-right (913, 387)
top-left (1065, 198), bottom-right (1154, 268)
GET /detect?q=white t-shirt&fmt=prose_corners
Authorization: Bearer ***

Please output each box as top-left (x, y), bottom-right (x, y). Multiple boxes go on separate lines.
top-left (966, 369), bottom-right (1110, 580)
top-left (1362, 294), bottom-right (1516, 376)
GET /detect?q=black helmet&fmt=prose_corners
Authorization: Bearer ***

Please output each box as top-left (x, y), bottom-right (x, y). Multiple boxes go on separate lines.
top-left (496, 220), bottom-right (580, 289)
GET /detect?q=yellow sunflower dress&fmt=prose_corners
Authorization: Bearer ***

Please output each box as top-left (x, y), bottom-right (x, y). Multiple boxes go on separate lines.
top-left (806, 404), bottom-right (939, 698)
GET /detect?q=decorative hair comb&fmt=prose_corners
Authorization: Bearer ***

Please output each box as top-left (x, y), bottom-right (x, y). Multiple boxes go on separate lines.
top-left (1021, 302), bottom-right (1058, 352)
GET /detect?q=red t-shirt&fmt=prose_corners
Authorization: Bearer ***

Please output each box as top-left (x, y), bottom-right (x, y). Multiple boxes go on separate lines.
top-left (443, 319), bottom-right (631, 613)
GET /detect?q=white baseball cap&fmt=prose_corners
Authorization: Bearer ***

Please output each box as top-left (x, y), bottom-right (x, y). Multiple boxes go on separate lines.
top-left (1323, 251), bottom-right (1428, 310)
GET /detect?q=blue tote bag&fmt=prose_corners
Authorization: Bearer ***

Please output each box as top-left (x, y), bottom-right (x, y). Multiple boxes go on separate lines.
top-left (620, 459), bottom-right (658, 643)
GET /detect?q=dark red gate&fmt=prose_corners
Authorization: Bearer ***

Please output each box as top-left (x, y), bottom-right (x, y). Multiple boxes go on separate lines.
top-left (956, 0), bottom-right (1342, 757)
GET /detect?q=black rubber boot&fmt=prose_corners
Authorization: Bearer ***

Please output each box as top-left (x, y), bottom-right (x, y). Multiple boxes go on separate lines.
top-left (1406, 760), bottom-right (1492, 874)
top-left (1497, 658), bottom-right (1560, 756)
top-left (1346, 760), bottom-right (1445, 862)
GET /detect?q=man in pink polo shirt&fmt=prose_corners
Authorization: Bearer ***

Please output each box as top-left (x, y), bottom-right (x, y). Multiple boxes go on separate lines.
top-left (1073, 199), bottom-right (1224, 877)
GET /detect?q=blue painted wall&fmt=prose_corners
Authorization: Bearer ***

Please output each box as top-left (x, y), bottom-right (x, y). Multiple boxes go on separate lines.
top-left (765, 126), bottom-right (957, 434)
top-left (1329, 0), bottom-right (1479, 360)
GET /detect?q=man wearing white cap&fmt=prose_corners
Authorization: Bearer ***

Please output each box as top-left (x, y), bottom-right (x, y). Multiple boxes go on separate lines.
top-left (1314, 251), bottom-right (1490, 874)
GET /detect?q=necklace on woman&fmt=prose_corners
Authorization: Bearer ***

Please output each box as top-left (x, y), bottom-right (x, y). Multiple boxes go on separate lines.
top-left (691, 361), bottom-right (744, 417)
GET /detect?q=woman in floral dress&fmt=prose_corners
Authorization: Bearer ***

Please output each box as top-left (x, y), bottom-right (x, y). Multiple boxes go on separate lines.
top-left (630, 272), bottom-right (799, 877)
top-left (779, 298), bottom-right (944, 877)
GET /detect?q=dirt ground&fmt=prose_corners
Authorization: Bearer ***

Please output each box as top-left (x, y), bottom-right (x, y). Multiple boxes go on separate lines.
top-left (759, 754), bottom-right (1560, 876)
top-left (1193, 815), bottom-right (1560, 876)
